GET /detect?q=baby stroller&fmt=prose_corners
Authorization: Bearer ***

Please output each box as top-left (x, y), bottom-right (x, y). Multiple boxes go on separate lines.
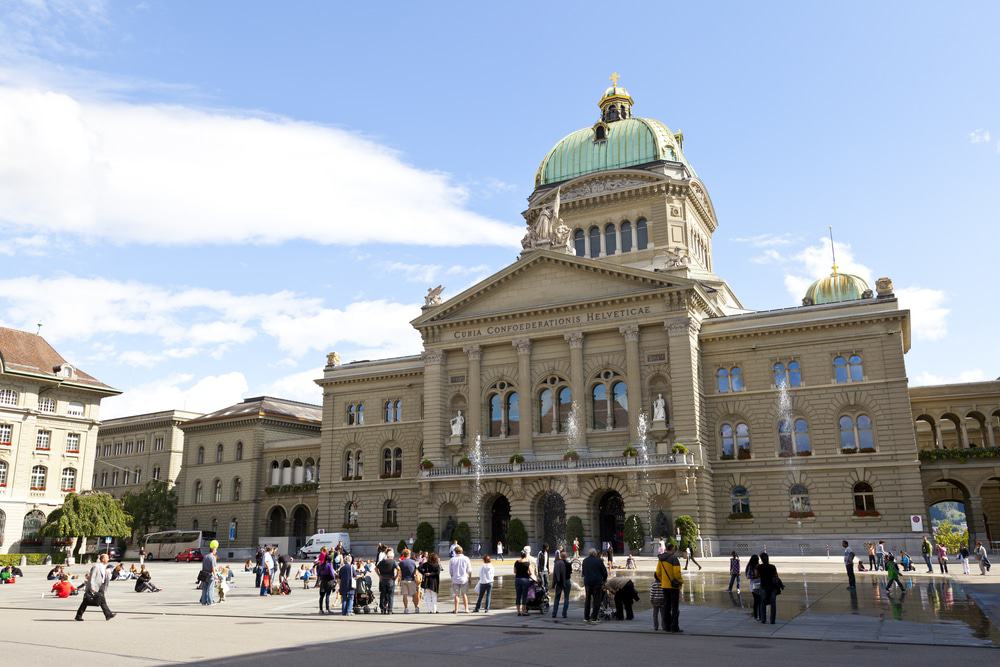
top-left (597, 588), bottom-right (615, 621)
top-left (353, 575), bottom-right (375, 614)
top-left (523, 579), bottom-right (551, 615)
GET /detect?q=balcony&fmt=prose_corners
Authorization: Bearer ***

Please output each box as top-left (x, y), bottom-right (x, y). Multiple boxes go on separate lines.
top-left (422, 452), bottom-right (699, 480)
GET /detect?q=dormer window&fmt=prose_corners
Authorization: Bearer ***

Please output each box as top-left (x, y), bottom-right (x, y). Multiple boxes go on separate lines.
top-left (594, 123), bottom-right (607, 141)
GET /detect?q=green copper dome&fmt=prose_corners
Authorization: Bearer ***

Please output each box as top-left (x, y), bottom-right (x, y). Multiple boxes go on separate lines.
top-left (803, 271), bottom-right (871, 306)
top-left (535, 117), bottom-right (691, 186)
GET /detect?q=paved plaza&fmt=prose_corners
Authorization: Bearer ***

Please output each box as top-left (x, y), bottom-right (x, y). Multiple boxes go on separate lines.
top-left (1, 557), bottom-right (996, 665)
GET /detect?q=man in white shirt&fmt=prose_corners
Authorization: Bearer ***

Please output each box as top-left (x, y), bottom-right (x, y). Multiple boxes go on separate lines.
top-left (75, 554), bottom-right (115, 621)
top-left (260, 547), bottom-right (276, 596)
top-left (449, 545), bottom-right (472, 613)
top-left (842, 540), bottom-right (856, 589)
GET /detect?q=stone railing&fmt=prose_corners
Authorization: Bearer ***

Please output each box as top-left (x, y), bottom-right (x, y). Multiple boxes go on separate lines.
top-left (423, 452), bottom-right (697, 478)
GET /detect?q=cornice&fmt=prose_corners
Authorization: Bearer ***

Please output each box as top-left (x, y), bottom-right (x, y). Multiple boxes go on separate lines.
top-left (700, 310), bottom-right (908, 343)
top-left (318, 367), bottom-right (424, 387)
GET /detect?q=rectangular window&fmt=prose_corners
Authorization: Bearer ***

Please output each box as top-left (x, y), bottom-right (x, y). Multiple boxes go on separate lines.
top-left (114, 442), bottom-right (122, 455)
top-left (0, 389), bottom-right (17, 406)
top-left (137, 439), bottom-right (145, 453)
top-left (0, 424), bottom-right (12, 445)
top-left (66, 433), bottom-right (81, 454)
top-left (125, 440), bottom-right (133, 454)
top-left (36, 430), bottom-right (51, 451)
top-left (103, 444), bottom-right (111, 457)
top-left (154, 437), bottom-right (164, 451)
top-left (67, 402), bottom-right (85, 417)
top-left (112, 471), bottom-right (119, 486)
top-left (38, 397), bottom-right (56, 413)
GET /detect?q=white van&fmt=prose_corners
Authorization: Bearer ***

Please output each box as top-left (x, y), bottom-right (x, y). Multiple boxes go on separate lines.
top-left (298, 532), bottom-right (351, 559)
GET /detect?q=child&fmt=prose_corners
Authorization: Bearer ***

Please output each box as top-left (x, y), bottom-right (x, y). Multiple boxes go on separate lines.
top-left (899, 550), bottom-right (913, 572)
top-left (301, 564), bottom-right (313, 589)
top-left (650, 579), bottom-right (664, 630)
top-left (217, 571), bottom-right (230, 602)
top-left (885, 554), bottom-right (903, 592)
top-left (625, 553), bottom-right (636, 570)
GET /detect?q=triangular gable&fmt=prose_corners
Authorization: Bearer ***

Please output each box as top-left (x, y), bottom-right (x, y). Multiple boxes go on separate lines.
top-left (412, 251), bottom-right (698, 327)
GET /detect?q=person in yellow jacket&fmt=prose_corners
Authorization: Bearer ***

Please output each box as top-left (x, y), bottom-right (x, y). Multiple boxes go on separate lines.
top-left (653, 543), bottom-right (683, 633)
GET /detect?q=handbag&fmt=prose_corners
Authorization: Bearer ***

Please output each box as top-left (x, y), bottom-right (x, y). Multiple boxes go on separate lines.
top-left (262, 573), bottom-right (271, 589)
top-left (196, 570), bottom-right (210, 584)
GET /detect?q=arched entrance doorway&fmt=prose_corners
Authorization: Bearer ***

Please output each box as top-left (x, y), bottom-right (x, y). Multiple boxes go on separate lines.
top-left (535, 492), bottom-right (566, 549)
top-left (291, 506), bottom-right (311, 548)
top-left (597, 491), bottom-right (625, 553)
top-left (927, 478), bottom-right (975, 546)
top-left (267, 506), bottom-right (287, 536)
top-left (487, 495), bottom-right (510, 553)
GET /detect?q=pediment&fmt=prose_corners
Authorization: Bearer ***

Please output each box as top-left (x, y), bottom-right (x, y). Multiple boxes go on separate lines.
top-left (412, 251), bottom-right (695, 327)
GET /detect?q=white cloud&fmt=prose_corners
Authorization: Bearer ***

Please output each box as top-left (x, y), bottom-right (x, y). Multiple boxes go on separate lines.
top-left (732, 233), bottom-right (800, 248)
top-left (0, 86), bottom-right (522, 248)
top-left (910, 368), bottom-right (992, 387)
top-left (969, 128), bottom-right (992, 144)
top-left (385, 262), bottom-right (492, 284)
top-left (265, 367), bottom-right (324, 405)
top-left (0, 234), bottom-right (50, 256)
top-left (100, 371), bottom-right (249, 419)
top-left (896, 287), bottom-right (950, 341)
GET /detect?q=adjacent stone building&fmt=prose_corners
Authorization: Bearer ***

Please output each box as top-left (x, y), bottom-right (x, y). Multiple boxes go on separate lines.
top-left (0, 327), bottom-right (119, 553)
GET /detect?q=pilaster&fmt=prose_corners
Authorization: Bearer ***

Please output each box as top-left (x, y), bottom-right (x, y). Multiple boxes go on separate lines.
top-left (464, 345), bottom-right (482, 442)
top-left (513, 338), bottom-right (534, 456)
top-left (565, 332), bottom-right (587, 451)
top-left (619, 324), bottom-right (641, 443)
top-left (422, 349), bottom-right (447, 463)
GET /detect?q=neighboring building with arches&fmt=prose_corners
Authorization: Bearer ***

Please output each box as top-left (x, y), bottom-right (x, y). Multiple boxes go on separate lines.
top-left (0, 326), bottom-right (119, 553)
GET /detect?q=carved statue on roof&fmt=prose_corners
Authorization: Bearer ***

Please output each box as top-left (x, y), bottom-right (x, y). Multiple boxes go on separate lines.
top-left (424, 285), bottom-right (444, 307)
top-left (522, 188), bottom-right (573, 253)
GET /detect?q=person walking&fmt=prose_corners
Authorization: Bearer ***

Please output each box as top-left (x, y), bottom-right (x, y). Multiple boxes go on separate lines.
top-left (398, 549), bottom-right (420, 613)
top-left (473, 554), bottom-right (495, 612)
top-left (654, 543), bottom-right (683, 633)
top-left (745, 554), bottom-right (762, 621)
top-left (843, 540), bottom-right (857, 590)
top-left (254, 546), bottom-right (265, 588)
top-left (138, 546), bottom-right (146, 567)
top-left (572, 537), bottom-right (580, 558)
top-left (260, 547), bottom-right (275, 596)
top-left (726, 551), bottom-right (741, 592)
top-left (419, 552), bottom-right (442, 613)
top-left (75, 553), bottom-right (115, 621)
top-left (875, 541), bottom-right (887, 571)
top-left (974, 540), bottom-right (991, 575)
top-left (683, 544), bottom-right (702, 571)
top-left (551, 550), bottom-right (571, 619)
top-left (582, 548), bottom-right (608, 624)
top-left (513, 550), bottom-right (536, 616)
top-left (376, 548), bottom-right (399, 614)
top-left (317, 554), bottom-right (336, 614)
top-left (959, 544), bottom-right (971, 575)
top-left (537, 544), bottom-right (550, 590)
top-left (757, 552), bottom-right (783, 624)
top-left (449, 545), bottom-right (472, 613)
top-left (921, 536), bottom-right (934, 573)
top-left (867, 542), bottom-right (877, 571)
top-left (936, 543), bottom-right (949, 573)
top-left (338, 555), bottom-right (356, 615)
top-left (495, 540), bottom-right (505, 563)
top-left (199, 542), bottom-right (218, 606)
top-left (885, 554), bottom-right (903, 593)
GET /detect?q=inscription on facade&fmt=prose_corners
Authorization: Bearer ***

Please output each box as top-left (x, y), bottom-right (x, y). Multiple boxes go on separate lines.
top-left (451, 305), bottom-right (652, 340)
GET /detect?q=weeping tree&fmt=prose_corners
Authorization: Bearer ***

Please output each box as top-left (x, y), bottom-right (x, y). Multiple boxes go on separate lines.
top-left (41, 491), bottom-right (133, 556)
top-left (122, 481), bottom-right (177, 540)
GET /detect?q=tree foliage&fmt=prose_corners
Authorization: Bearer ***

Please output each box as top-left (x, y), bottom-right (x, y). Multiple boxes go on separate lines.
top-left (414, 522), bottom-right (435, 552)
top-left (506, 518), bottom-right (528, 553)
top-left (397, 539), bottom-right (408, 555)
top-left (624, 515), bottom-right (645, 553)
top-left (122, 481), bottom-right (178, 539)
top-left (41, 492), bottom-right (133, 542)
top-left (453, 522), bottom-right (472, 553)
top-left (934, 520), bottom-right (969, 554)
top-left (674, 514), bottom-right (699, 551)
top-left (566, 515), bottom-right (585, 549)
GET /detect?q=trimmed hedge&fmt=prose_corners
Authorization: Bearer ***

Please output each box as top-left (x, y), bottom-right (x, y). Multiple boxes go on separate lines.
top-left (919, 446), bottom-right (1000, 463)
top-left (0, 554), bottom-right (52, 566)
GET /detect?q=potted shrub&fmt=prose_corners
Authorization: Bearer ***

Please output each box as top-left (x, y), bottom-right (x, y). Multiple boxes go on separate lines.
top-left (671, 443), bottom-right (689, 454)
top-left (623, 445), bottom-right (638, 462)
top-left (509, 452), bottom-right (525, 471)
top-left (563, 449), bottom-right (579, 467)
top-left (419, 459), bottom-right (434, 476)
top-left (737, 447), bottom-right (752, 460)
top-left (459, 456), bottom-right (472, 471)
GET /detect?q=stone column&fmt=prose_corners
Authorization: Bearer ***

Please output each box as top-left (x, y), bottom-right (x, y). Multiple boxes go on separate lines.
top-left (985, 422), bottom-right (997, 449)
top-left (564, 331), bottom-right (587, 451)
top-left (614, 225), bottom-right (622, 255)
top-left (967, 495), bottom-right (989, 547)
top-left (464, 345), bottom-right (482, 441)
top-left (422, 349), bottom-right (446, 463)
top-left (513, 338), bottom-right (534, 455)
top-left (631, 223), bottom-right (638, 251)
top-left (959, 421), bottom-right (970, 449)
top-left (620, 324), bottom-right (642, 443)
top-left (665, 316), bottom-right (704, 452)
top-left (599, 229), bottom-right (606, 256)
top-left (584, 231), bottom-right (591, 258)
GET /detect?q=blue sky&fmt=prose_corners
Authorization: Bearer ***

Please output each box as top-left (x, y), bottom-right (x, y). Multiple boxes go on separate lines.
top-left (0, 1), bottom-right (996, 417)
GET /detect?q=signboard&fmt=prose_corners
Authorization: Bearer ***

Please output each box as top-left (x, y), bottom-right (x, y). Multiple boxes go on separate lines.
top-left (104, 536), bottom-right (112, 544)
top-left (910, 514), bottom-right (924, 532)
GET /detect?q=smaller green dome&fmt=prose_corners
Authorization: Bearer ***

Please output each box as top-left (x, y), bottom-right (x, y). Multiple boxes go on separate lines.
top-left (803, 271), bottom-right (871, 306)
top-left (600, 84), bottom-right (632, 101)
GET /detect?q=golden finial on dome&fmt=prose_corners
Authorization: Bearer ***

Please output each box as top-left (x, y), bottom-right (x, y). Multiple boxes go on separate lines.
top-left (610, 71), bottom-right (620, 88)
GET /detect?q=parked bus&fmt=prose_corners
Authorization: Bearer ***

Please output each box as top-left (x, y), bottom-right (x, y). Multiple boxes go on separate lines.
top-left (138, 530), bottom-right (217, 560)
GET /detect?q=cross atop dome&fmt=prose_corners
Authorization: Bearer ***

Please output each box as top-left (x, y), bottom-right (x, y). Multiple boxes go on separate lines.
top-left (599, 72), bottom-right (633, 122)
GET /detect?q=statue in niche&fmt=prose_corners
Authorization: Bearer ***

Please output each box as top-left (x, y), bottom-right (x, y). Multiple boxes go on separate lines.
top-left (450, 410), bottom-right (465, 438)
top-left (652, 394), bottom-right (667, 422)
top-left (443, 515), bottom-right (457, 542)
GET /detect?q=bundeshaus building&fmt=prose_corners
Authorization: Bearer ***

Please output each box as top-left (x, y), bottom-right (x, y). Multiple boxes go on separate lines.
top-left (173, 80), bottom-right (999, 556)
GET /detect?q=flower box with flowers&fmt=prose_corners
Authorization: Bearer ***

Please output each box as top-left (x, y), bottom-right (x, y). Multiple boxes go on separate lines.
top-left (728, 512), bottom-right (754, 520)
top-left (719, 453), bottom-right (734, 461)
top-left (737, 448), bottom-right (752, 460)
top-left (853, 510), bottom-right (881, 518)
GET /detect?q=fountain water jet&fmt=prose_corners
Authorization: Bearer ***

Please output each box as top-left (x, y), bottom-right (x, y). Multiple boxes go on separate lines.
top-left (635, 411), bottom-right (654, 554)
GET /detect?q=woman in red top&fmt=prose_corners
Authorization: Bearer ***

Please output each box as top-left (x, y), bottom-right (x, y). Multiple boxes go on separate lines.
top-left (52, 576), bottom-right (76, 598)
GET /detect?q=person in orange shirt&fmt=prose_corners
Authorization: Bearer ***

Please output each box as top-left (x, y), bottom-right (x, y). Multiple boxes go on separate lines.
top-left (52, 576), bottom-right (76, 598)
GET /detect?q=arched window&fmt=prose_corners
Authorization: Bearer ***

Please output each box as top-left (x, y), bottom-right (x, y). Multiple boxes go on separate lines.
top-left (716, 368), bottom-right (730, 393)
top-left (383, 499), bottom-right (399, 527)
top-left (720, 422), bottom-right (751, 460)
top-left (382, 448), bottom-right (393, 477)
top-left (604, 223), bottom-right (617, 255)
top-left (344, 500), bottom-right (359, 527)
top-left (731, 486), bottom-right (750, 515)
top-left (194, 480), bottom-right (203, 504)
top-left (385, 400), bottom-right (393, 423)
top-left (506, 392), bottom-right (520, 436)
top-left (539, 388), bottom-right (553, 434)
top-left (720, 423), bottom-right (735, 459)
top-left (636, 218), bottom-right (648, 250)
top-left (488, 393), bottom-right (503, 437)
top-left (779, 418), bottom-right (812, 456)
top-left (394, 400), bottom-right (402, 422)
top-left (592, 383), bottom-right (608, 430)
top-left (716, 366), bottom-right (743, 392)
top-left (192, 519), bottom-right (199, 531)
top-left (834, 355), bottom-right (863, 384)
top-left (211, 517), bottom-right (218, 535)
top-left (344, 451), bottom-right (354, 479)
top-left (393, 447), bottom-right (403, 476)
top-left (30, 465), bottom-right (46, 490)
top-left (304, 458), bottom-right (315, 482)
top-left (558, 386), bottom-right (572, 431)
top-left (772, 362), bottom-right (786, 388)
top-left (736, 423), bottom-right (751, 457)
top-left (236, 442), bottom-right (243, 461)
top-left (292, 458), bottom-right (304, 484)
top-left (857, 415), bottom-right (875, 451)
top-left (730, 367), bottom-right (744, 392)
top-left (789, 484), bottom-right (812, 515)
top-left (588, 226), bottom-right (600, 258)
top-left (794, 418), bottom-right (811, 455)
top-left (841, 414), bottom-right (876, 452)
top-left (22, 509), bottom-right (45, 539)
top-left (591, 371), bottom-right (626, 430)
top-left (787, 361), bottom-right (802, 387)
top-left (611, 381), bottom-right (628, 427)
top-left (213, 479), bottom-right (222, 503)
top-left (196, 446), bottom-right (205, 464)
top-left (849, 355), bottom-right (864, 382)
top-left (232, 478), bottom-right (242, 502)
top-left (355, 450), bottom-right (364, 478)
top-left (853, 482), bottom-right (876, 514)
top-left (595, 125), bottom-right (606, 141)
top-left (620, 220), bottom-right (632, 253)
top-left (834, 356), bottom-right (847, 383)
top-left (347, 404), bottom-right (355, 425)
top-left (0, 460), bottom-right (7, 487)
top-left (574, 229), bottom-right (585, 257)
top-left (357, 404), bottom-right (364, 425)
top-left (152, 466), bottom-right (161, 481)
top-left (60, 467), bottom-right (77, 492)
top-left (216, 443), bottom-right (224, 463)
top-left (839, 415), bottom-right (857, 451)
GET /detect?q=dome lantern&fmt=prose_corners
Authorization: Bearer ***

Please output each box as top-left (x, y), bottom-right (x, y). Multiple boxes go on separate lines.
top-left (599, 72), bottom-right (634, 123)
top-left (801, 228), bottom-right (873, 306)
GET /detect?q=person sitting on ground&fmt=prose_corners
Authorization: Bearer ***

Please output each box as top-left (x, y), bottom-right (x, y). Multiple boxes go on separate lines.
top-left (134, 566), bottom-right (161, 593)
top-left (47, 565), bottom-right (65, 581)
top-left (129, 564), bottom-right (140, 577)
top-left (605, 575), bottom-right (639, 620)
top-left (111, 563), bottom-right (135, 581)
top-left (244, 559), bottom-right (253, 572)
top-left (899, 550), bottom-right (913, 572)
top-left (52, 575), bottom-right (76, 598)
top-left (625, 553), bottom-right (636, 570)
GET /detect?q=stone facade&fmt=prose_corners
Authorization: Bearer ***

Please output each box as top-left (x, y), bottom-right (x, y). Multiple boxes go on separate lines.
top-left (93, 410), bottom-right (201, 499)
top-left (0, 327), bottom-right (119, 553)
